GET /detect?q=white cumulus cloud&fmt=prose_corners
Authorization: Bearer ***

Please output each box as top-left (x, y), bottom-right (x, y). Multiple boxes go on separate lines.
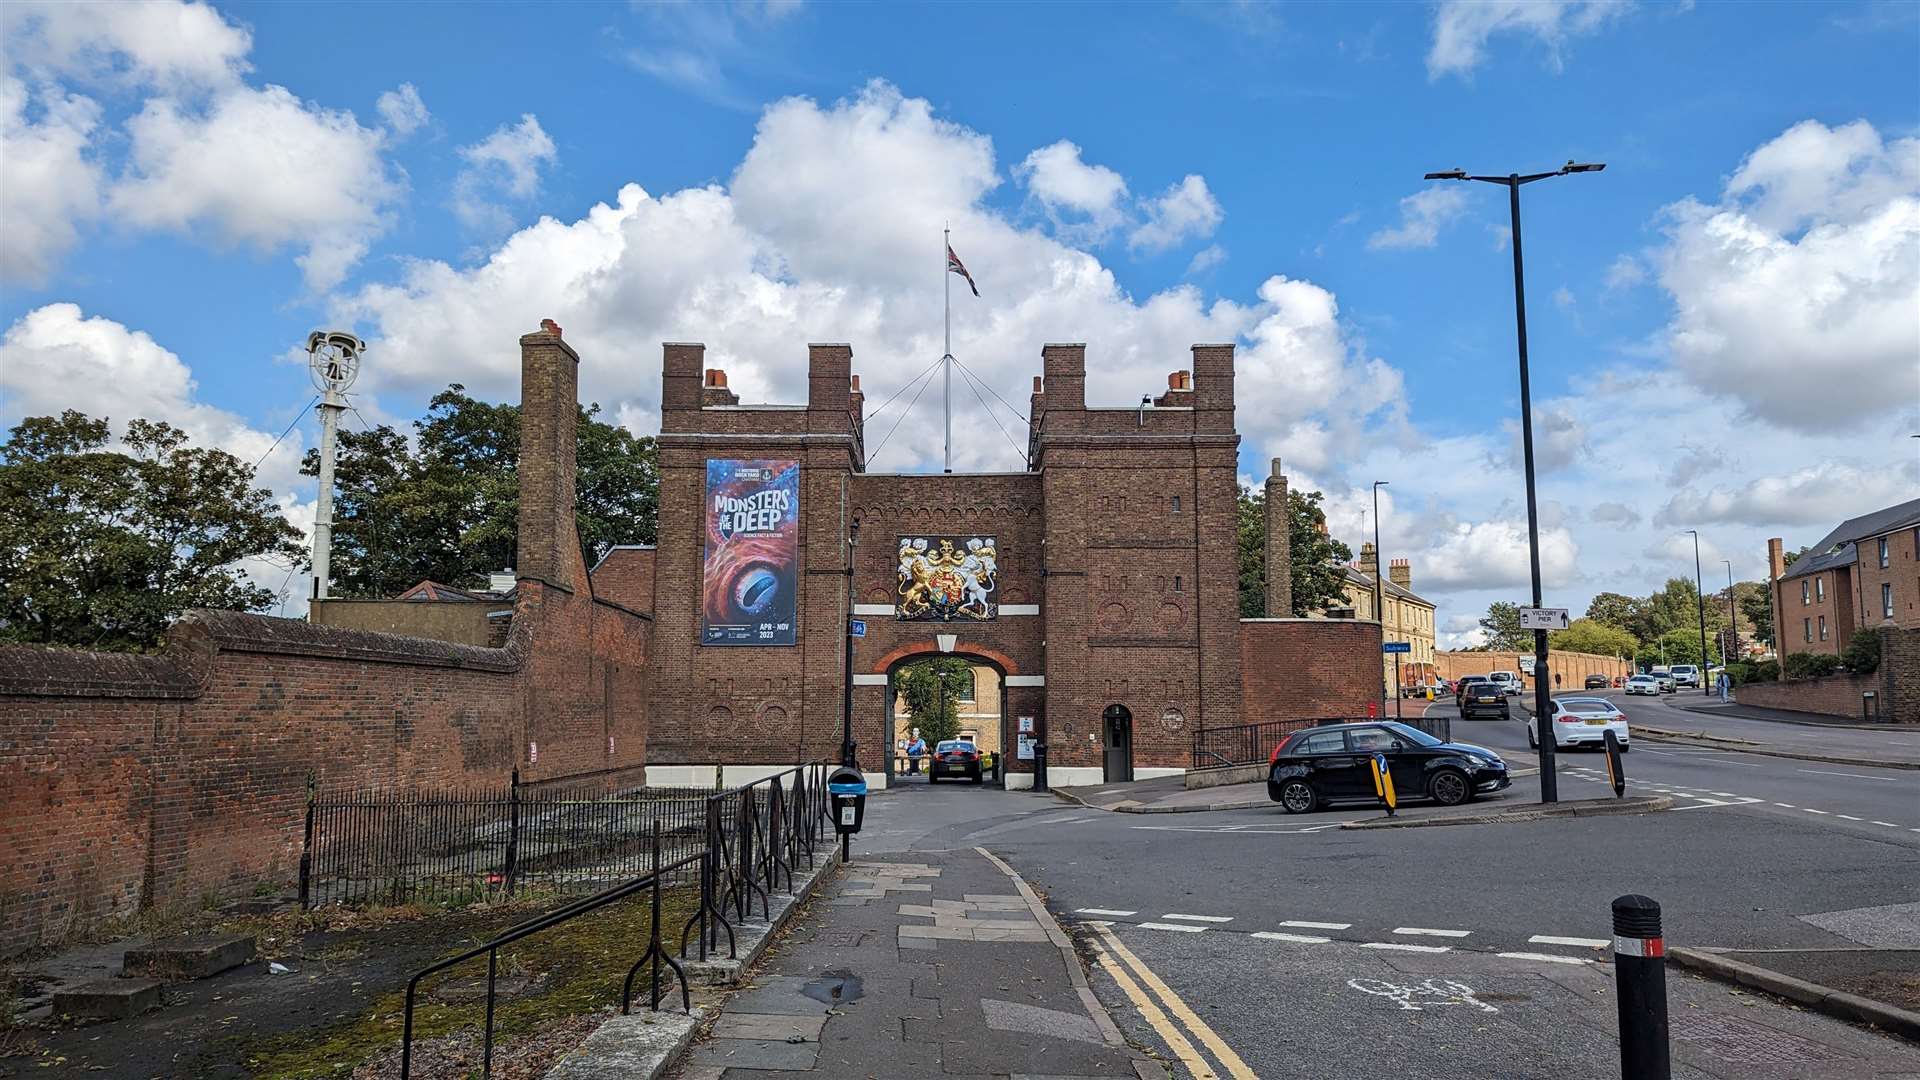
top-left (1017, 139), bottom-right (1129, 238)
top-left (1428, 0), bottom-right (1636, 80)
top-left (1652, 118), bottom-right (1920, 431)
top-left (0, 75), bottom-right (103, 284)
top-left (0, 0), bottom-right (252, 90)
top-left (453, 113), bottom-right (559, 233)
top-left (1129, 175), bottom-right (1224, 253)
top-left (376, 82), bottom-right (429, 137)
top-left (1368, 186), bottom-right (1469, 250)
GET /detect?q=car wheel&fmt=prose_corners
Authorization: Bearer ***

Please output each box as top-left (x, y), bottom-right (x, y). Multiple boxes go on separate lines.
top-left (1428, 768), bottom-right (1471, 807)
top-left (1277, 779), bottom-right (1318, 814)
top-left (1527, 727), bottom-right (1537, 748)
top-left (971, 769), bottom-right (983, 784)
top-left (1618, 744), bottom-right (1630, 753)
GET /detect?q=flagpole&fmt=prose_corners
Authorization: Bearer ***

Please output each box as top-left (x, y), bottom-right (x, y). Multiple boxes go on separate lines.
top-left (943, 223), bottom-right (952, 474)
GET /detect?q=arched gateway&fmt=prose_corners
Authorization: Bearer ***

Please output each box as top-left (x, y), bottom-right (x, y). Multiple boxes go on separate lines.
top-left (635, 340), bottom-right (1379, 789)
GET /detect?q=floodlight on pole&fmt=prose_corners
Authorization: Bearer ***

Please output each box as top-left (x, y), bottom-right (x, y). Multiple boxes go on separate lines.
top-left (305, 331), bottom-right (365, 604)
top-left (1420, 159), bottom-right (1605, 804)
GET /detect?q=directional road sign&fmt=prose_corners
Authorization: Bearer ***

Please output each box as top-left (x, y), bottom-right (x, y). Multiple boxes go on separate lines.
top-left (1382, 641), bottom-right (1412, 654)
top-left (1518, 607), bottom-right (1570, 631)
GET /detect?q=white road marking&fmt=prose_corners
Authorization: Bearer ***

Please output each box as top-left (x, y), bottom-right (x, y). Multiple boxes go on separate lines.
top-left (1361, 942), bottom-right (1451, 954)
top-left (1348, 977), bottom-right (1495, 1012)
top-left (1774, 803), bottom-right (1795, 808)
top-left (1711, 792), bottom-right (1739, 797)
top-left (1163, 913), bottom-right (1234, 923)
top-left (1872, 821), bottom-right (1901, 828)
top-left (1392, 927), bottom-right (1471, 938)
top-left (1529, 935), bottom-right (1609, 948)
top-left (1252, 931), bottom-right (1331, 944)
top-left (1138, 921), bottom-right (1208, 933)
top-left (1797, 769), bottom-right (1903, 782)
top-left (1803, 808), bottom-right (1831, 815)
top-left (1837, 815), bottom-right (1863, 821)
top-left (1278, 920), bottom-right (1352, 930)
top-left (1076, 908), bottom-right (1136, 917)
top-left (1499, 951), bottom-right (1592, 965)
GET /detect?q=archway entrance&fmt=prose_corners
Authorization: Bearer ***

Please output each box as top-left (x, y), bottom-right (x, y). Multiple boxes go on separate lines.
top-left (886, 655), bottom-right (1008, 787)
top-left (1101, 704), bottom-right (1134, 783)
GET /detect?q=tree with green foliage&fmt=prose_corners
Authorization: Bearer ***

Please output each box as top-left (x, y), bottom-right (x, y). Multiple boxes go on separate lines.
top-left (1236, 486), bottom-right (1354, 618)
top-left (304, 384), bottom-right (659, 597)
top-left (1737, 581), bottom-right (1775, 648)
top-left (1641, 626), bottom-right (1721, 667)
top-left (895, 657), bottom-right (973, 744)
top-left (1584, 592), bottom-right (1641, 634)
top-left (1474, 601), bottom-right (1532, 651)
top-left (1549, 618), bottom-right (1637, 658)
top-left (0, 411), bottom-right (306, 650)
top-left (1839, 628), bottom-right (1881, 674)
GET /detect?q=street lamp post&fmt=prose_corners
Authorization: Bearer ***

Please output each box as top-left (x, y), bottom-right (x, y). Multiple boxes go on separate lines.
top-left (1723, 559), bottom-right (1737, 677)
top-left (1372, 480), bottom-right (1390, 712)
top-left (1686, 530), bottom-right (1709, 695)
top-left (1424, 160), bottom-right (1604, 804)
top-left (842, 519), bottom-right (861, 768)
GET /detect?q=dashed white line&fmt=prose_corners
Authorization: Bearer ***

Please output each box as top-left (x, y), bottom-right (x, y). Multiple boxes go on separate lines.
top-left (1138, 921), bottom-right (1208, 933)
top-left (1498, 951), bottom-right (1592, 966)
top-left (1392, 927), bottom-right (1471, 938)
top-left (1711, 792), bottom-right (1738, 798)
top-left (1361, 942), bottom-right (1451, 954)
top-left (1278, 920), bottom-right (1352, 930)
top-left (1252, 931), bottom-right (1332, 944)
top-left (1837, 815), bottom-right (1863, 821)
top-left (1773, 803), bottom-right (1796, 808)
top-left (1872, 821), bottom-right (1901, 828)
top-left (1802, 808), bottom-right (1831, 815)
top-left (1076, 908), bottom-right (1136, 917)
top-left (1798, 768), bottom-right (1903, 782)
top-left (1163, 913), bottom-right (1234, 923)
top-left (1529, 935), bottom-right (1609, 948)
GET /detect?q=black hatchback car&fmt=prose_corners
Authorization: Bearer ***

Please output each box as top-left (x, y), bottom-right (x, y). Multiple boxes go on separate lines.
top-left (1267, 722), bottom-right (1509, 813)
top-left (1459, 681), bottom-right (1510, 720)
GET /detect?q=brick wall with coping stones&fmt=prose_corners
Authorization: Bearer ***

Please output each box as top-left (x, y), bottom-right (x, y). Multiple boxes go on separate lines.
top-left (0, 325), bottom-right (653, 957)
top-left (1735, 624), bottom-right (1917, 723)
top-left (588, 547), bottom-right (657, 615)
top-left (1240, 620), bottom-right (1381, 721)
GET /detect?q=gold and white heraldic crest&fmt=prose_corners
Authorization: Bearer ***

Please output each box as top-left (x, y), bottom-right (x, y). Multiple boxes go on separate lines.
top-left (896, 536), bottom-right (997, 621)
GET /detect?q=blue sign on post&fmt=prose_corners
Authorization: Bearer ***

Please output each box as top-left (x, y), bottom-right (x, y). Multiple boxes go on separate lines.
top-left (849, 619), bottom-right (867, 639)
top-left (1383, 641), bottom-right (1412, 654)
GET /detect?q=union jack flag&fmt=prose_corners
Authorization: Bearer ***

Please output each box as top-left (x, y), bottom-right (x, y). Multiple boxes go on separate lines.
top-left (946, 245), bottom-right (980, 297)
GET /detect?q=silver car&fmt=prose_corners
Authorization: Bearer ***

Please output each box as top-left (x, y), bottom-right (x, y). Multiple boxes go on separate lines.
top-left (1624, 674), bottom-right (1660, 696)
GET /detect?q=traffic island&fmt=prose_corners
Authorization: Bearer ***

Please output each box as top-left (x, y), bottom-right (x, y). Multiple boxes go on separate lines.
top-left (1668, 947), bottom-right (1920, 1043)
top-left (1631, 725), bottom-right (1920, 770)
top-left (1341, 794), bottom-right (1674, 829)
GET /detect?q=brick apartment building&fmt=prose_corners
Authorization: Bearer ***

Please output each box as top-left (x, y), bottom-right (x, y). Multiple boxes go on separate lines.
top-left (1318, 544), bottom-right (1438, 692)
top-left (1768, 497), bottom-right (1920, 659)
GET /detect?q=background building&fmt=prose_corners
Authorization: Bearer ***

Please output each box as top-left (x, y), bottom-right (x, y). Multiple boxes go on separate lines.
top-left (1768, 498), bottom-right (1920, 661)
top-left (1320, 544), bottom-right (1437, 692)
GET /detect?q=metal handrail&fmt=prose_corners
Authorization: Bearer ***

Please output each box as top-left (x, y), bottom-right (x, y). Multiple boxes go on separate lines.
top-left (399, 835), bottom-right (701, 1080)
top-left (1188, 717), bottom-right (1369, 771)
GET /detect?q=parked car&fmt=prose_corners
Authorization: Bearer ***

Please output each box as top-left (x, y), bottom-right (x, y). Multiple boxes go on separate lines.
top-left (1671, 664), bottom-right (1701, 689)
top-left (927, 739), bottom-right (983, 783)
top-left (1459, 681), bottom-right (1510, 720)
top-left (1624, 674), bottom-right (1660, 696)
top-left (1531, 697), bottom-right (1630, 751)
top-left (1488, 671), bottom-right (1522, 696)
top-left (1654, 671), bottom-right (1677, 693)
top-left (1584, 674), bottom-right (1610, 690)
top-left (1454, 675), bottom-right (1491, 696)
top-left (1268, 722), bottom-right (1509, 813)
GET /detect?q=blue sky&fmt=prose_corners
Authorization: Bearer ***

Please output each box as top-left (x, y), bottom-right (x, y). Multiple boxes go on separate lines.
top-left (2, 0), bottom-right (1916, 640)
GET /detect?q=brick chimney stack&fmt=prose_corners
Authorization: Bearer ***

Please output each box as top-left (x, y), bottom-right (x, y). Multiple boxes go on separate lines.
top-left (1264, 457), bottom-right (1291, 617)
top-left (1358, 542), bottom-right (1379, 581)
top-left (1389, 558), bottom-right (1411, 590)
top-left (1767, 537), bottom-right (1787, 680)
top-left (517, 320), bottom-right (582, 591)
top-left (700, 367), bottom-right (739, 407)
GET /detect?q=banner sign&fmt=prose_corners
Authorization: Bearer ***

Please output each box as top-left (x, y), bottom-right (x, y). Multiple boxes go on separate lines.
top-left (702, 459), bottom-right (799, 645)
top-left (897, 536), bottom-right (997, 621)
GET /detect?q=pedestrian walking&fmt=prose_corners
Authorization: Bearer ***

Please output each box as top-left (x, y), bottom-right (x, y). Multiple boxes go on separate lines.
top-left (1554, 671), bottom-right (1562, 691)
top-left (906, 729), bottom-right (927, 775)
top-left (1717, 671), bottom-right (1731, 702)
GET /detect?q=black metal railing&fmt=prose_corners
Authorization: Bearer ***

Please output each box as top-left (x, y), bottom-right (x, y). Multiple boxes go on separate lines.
top-left (399, 823), bottom-right (699, 1080)
top-left (1188, 718), bottom-right (1323, 770)
top-left (394, 761), bottom-right (836, 1079)
top-left (1398, 714), bottom-right (1452, 743)
top-left (300, 770), bottom-right (713, 909)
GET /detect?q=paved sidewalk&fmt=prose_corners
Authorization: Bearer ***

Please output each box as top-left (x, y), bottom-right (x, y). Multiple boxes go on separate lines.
top-left (668, 847), bottom-right (1153, 1079)
top-left (1055, 773), bottom-right (1270, 814)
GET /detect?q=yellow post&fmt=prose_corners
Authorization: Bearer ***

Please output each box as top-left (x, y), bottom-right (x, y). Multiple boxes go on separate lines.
top-left (1370, 753), bottom-right (1397, 815)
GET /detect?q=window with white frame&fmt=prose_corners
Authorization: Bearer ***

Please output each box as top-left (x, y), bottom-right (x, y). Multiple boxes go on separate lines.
top-left (1880, 537), bottom-right (1890, 568)
top-left (1802, 580), bottom-right (1810, 605)
top-left (1803, 618), bottom-right (1812, 642)
top-left (1818, 615), bottom-right (1828, 641)
top-left (1886, 582), bottom-right (1896, 619)
top-left (1816, 577), bottom-right (1826, 601)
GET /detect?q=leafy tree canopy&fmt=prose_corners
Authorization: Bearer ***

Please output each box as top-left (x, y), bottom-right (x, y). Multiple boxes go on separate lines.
top-left (895, 657), bottom-right (974, 744)
top-left (1549, 618), bottom-right (1638, 658)
top-left (1584, 592), bottom-right (1641, 633)
top-left (1236, 486), bottom-right (1354, 618)
top-left (1641, 626), bottom-right (1722, 667)
top-left (0, 411), bottom-right (306, 650)
top-left (302, 384), bottom-right (659, 597)
top-left (1474, 601), bottom-right (1533, 652)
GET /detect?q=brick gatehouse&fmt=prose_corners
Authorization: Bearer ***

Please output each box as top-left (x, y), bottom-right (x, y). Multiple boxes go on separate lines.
top-left (630, 339), bottom-right (1379, 788)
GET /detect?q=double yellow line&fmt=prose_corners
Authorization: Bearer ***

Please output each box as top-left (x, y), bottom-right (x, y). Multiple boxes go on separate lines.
top-left (1085, 922), bottom-right (1259, 1080)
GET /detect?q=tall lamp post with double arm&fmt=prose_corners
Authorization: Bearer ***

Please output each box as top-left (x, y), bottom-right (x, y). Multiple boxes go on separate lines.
top-left (1423, 160), bottom-right (1605, 804)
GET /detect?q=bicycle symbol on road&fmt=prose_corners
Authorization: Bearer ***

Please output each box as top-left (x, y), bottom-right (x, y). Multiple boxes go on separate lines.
top-left (1346, 977), bottom-right (1500, 1013)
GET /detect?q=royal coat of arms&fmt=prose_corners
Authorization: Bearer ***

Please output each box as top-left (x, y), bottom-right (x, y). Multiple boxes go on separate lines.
top-left (896, 536), bottom-right (997, 621)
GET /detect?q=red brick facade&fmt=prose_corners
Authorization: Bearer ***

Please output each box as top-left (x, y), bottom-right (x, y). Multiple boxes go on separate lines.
top-left (0, 325), bottom-right (652, 956)
top-left (644, 341), bottom-right (1377, 787)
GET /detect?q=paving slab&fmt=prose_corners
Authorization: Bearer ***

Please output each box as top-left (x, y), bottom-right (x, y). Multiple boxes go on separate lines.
top-left (51, 978), bottom-right (163, 1022)
top-left (122, 934), bottom-right (256, 981)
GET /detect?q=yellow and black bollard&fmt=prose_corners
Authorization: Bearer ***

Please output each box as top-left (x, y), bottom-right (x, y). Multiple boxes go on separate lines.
top-left (1603, 729), bottom-right (1626, 798)
top-left (1369, 752), bottom-right (1397, 817)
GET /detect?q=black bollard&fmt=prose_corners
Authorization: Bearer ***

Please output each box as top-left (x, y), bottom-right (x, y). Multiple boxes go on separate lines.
top-left (1612, 894), bottom-right (1671, 1080)
top-left (1033, 743), bottom-right (1049, 792)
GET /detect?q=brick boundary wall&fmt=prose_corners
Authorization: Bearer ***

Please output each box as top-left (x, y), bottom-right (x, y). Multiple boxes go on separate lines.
top-left (0, 321), bottom-right (654, 957)
top-left (1436, 649), bottom-right (1634, 689)
top-left (1736, 625), bottom-right (1916, 724)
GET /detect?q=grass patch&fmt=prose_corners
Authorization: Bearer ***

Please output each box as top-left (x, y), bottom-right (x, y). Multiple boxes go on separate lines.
top-left (236, 886), bottom-right (702, 1079)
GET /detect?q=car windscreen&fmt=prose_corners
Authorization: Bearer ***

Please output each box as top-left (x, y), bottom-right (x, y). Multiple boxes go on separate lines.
top-left (1381, 722), bottom-right (1443, 747)
top-left (1559, 698), bottom-right (1617, 713)
top-left (935, 741), bottom-right (974, 752)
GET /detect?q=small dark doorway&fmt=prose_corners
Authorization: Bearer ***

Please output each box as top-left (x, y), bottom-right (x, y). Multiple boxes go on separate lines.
top-left (1101, 704), bottom-right (1133, 783)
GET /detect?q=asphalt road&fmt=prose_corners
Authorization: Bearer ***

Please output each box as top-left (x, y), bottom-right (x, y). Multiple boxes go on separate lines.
top-left (1506, 685), bottom-right (1920, 762)
top-left (853, 754), bottom-right (1920, 1078)
top-left (1430, 693), bottom-right (1920, 832)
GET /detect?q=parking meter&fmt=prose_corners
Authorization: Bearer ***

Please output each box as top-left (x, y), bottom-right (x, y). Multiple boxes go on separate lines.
top-left (827, 765), bottom-right (867, 859)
